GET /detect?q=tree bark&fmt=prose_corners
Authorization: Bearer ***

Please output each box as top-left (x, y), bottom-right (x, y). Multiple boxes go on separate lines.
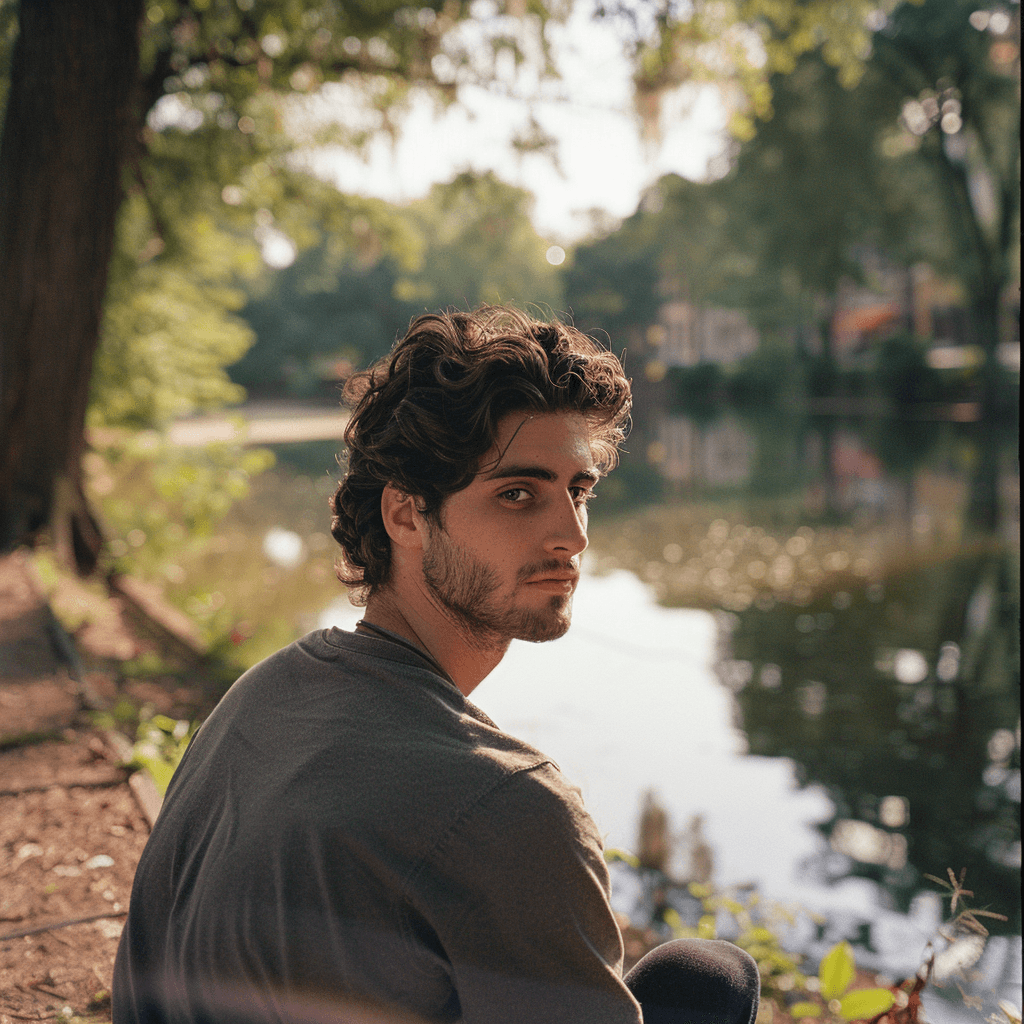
top-left (0, 0), bottom-right (143, 573)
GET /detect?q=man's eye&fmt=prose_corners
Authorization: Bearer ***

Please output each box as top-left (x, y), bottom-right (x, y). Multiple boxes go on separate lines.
top-left (572, 489), bottom-right (595, 507)
top-left (501, 488), bottom-right (531, 503)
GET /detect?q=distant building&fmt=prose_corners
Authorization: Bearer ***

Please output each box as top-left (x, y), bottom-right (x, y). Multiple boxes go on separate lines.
top-left (655, 414), bottom-right (754, 488)
top-left (655, 300), bottom-right (760, 367)
top-left (649, 255), bottom-right (1018, 379)
top-left (830, 256), bottom-right (913, 360)
top-left (828, 257), bottom-right (1004, 365)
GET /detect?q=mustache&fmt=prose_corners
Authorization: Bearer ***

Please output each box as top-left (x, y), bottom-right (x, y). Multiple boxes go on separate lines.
top-left (516, 558), bottom-right (580, 584)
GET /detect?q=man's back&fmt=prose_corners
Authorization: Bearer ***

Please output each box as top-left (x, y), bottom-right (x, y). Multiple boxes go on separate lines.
top-left (113, 628), bottom-right (639, 1023)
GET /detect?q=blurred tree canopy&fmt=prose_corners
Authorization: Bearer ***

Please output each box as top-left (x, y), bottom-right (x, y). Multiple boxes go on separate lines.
top-left (230, 169), bottom-right (561, 397)
top-left (564, 52), bottom-right (917, 345)
top-left (561, 212), bottom-right (660, 345)
top-left (870, 0), bottom-right (1020, 402)
top-left (399, 170), bottom-right (562, 313)
top-left (597, 0), bottom-right (889, 140)
top-left (567, 0), bottom-right (1020, 381)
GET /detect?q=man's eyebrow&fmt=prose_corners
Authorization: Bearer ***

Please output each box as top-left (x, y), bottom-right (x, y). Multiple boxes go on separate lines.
top-left (482, 464), bottom-right (600, 485)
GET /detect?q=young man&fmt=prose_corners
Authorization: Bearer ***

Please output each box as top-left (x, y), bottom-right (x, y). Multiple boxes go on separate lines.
top-left (113, 307), bottom-right (759, 1024)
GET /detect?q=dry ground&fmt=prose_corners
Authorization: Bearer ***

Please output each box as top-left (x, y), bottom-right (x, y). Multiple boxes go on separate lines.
top-left (0, 731), bottom-right (146, 1023)
top-left (1, 551), bottom-right (211, 1023)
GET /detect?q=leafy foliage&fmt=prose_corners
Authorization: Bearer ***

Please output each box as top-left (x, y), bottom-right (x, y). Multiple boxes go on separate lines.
top-left (227, 190), bottom-right (423, 395)
top-left (399, 170), bottom-right (563, 314)
top-left (230, 170), bottom-right (563, 396)
top-left (871, 0), bottom-right (1020, 317)
top-left (806, 941), bottom-right (896, 1021)
top-left (129, 711), bottom-right (197, 797)
top-left (597, 0), bottom-right (886, 140)
top-left (86, 436), bottom-right (275, 577)
top-left (561, 204), bottom-right (660, 343)
top-left (91, 193), bottom-right (257, 428)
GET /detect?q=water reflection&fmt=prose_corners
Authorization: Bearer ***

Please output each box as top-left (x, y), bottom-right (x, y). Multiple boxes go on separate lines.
top-left (644, 410), bottom-right (1016, 544)
top-left (596, 410), bottom-right (1020, 936)
top-left (654, 415), bottom-right (754, 488)
top-left (723, 549), bottom-right (1020, 931)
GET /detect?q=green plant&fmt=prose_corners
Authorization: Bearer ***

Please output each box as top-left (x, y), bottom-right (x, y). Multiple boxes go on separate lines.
top-left (788, 941), bottom-right (895, 1022)
top-left (678, 882), bottom-right (811, 1002)
top-left (603, 855), bottom-right (814, 1006)
top-left (90, 436), bottom-right (275, 578)
top-left (89, 696), bottom-right (146, 735)
top-left (130, 712), bottom-right (197, 796)
top-left (602, 855), bottom-right (910, 1020)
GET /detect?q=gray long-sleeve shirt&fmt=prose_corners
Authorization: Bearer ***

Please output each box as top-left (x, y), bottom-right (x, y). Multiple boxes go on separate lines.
top-left (113, 628), bottom-right (643, 1023)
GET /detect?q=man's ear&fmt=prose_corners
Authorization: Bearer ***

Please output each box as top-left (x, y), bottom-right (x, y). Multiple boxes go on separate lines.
top-left (381, 485), bottom-right (428, 550)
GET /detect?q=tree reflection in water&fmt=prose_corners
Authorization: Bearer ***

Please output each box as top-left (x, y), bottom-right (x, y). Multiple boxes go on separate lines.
top-left (597, 410), bottom-right (1020, 939)
top-left (720, 546), bottom-right (1020, 933)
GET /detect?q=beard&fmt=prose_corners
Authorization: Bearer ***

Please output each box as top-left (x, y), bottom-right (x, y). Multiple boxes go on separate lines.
top-left (421, 526), bottom-right (575, 649)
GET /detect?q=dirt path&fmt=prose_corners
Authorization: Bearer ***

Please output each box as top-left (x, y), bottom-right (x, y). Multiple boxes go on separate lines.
top-left (0, 552), bottom-right (210, 1023)
top-left (87, 400), bottom-right (350, 449)
top-left (0, 732), bottom-right (146, 1023)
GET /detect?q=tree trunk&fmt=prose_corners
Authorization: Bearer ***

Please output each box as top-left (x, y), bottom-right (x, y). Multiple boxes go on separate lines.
top-left (0, 0), bottom-right (143, 573)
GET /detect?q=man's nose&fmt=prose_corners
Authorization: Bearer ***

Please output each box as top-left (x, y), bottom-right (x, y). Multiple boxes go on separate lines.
top-left (544, 495), bottom-right (588, 557)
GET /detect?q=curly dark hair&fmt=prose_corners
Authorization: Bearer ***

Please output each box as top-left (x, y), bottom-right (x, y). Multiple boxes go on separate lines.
top-left (329, 305), bottom-right (632, 603)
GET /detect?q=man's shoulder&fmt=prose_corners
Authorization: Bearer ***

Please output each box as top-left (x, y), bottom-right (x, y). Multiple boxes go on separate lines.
top-left (220, 627), bottom-right (463, 713)
top-left (194, 628), bottom-right (555, 796)
top-left (466, 758), bottom-right (600, 848)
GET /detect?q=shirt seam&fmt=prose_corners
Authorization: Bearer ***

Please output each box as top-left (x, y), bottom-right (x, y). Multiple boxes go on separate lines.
top-left (396, 759), bottom-right (556, 977)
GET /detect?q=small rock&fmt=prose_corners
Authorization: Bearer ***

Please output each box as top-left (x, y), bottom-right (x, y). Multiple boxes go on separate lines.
top-left (84, 854), bottom-right (115, 870)
top-left (94, 918), bottom-right (124, 939)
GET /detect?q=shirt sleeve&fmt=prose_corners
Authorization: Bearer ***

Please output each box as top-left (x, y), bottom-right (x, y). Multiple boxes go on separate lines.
top-left (406, 762), bottom-right (643, 1024)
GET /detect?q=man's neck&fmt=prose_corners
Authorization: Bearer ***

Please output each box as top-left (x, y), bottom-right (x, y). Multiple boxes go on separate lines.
top-left (361, 591), bottom-right (508, 697)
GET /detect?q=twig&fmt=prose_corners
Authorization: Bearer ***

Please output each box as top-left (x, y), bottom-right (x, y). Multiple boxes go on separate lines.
top-left (0, 910), bottom-right (127, 942)
top-left (29, 984), bottom-right (65, 1000)
top-left (0, 776), bottom-right (127, 798)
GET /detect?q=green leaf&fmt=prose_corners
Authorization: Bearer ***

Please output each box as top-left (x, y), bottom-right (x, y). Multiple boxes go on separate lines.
top-left (663, 907), bottom-right (684, 934)
top-left (150, 713), bottom-right (178, 734)
top-left (133, 752), bottom-right (177, 796)
top-left (697, 914), bottom-right (717, 939)
top-left (838, 989), bottom-right (896, 1021)
top-left (789, 1002), bottom-right (822, 1018)
top-left (819, 941), bottom-right (857, 1000)
top-left (604, 848), bottom-right (639, 867)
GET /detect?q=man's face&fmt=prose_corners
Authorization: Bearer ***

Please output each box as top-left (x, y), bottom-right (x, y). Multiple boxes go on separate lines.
top-left (420, 411), bottom-right (598, 649)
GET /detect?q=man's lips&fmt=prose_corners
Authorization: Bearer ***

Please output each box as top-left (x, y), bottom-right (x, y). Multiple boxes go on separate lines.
top-left (523, 571), bottom-right (579, 591)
